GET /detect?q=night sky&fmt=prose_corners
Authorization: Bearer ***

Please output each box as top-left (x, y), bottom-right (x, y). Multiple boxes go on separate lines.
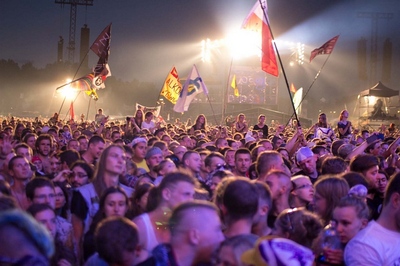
top-left (1, 0), bottom-right (399, 115)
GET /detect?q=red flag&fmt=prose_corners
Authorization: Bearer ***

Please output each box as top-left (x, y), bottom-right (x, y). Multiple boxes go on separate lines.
top-left (70, 101), bottom-right (75, 120)
top-left (90, 24), bottom-right (111, 60)
top-left (310, 35), bottom-right (339, 62)
top-left (242, 1), bottom-right (278, 77)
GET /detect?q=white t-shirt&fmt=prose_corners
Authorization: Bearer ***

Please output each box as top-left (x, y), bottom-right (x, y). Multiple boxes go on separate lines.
top-left (141, 120), bottom-right (155, 131)
top-left (344, 220), bottom-right (400, 266)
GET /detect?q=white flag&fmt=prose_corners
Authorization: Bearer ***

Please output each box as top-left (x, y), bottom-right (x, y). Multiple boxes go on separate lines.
top-left (173, 65), bottom-right (208, 113)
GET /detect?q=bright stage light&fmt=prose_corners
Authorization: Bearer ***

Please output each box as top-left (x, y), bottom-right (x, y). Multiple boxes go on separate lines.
top-left (59, 78), bottom-right (78, 100)
top-left (225, 29), bottom-right (262, 59)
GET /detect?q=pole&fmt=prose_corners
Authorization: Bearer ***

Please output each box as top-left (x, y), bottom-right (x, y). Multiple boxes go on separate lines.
top-left (206, 94), bottom-right (219, 125)
top-left (259, 0), bottom-right (299, 126)
top-left (285, 51), bottom-right (334, 126)
top-left (86, 96), bottom-right (92, 122)
top-left (222, 58), bottom-right (234, 124)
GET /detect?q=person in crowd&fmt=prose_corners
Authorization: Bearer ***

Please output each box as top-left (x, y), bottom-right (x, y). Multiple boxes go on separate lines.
top-left (69, 161), bottom-right (94, 189)
top-left (290, 175), bottom-right (314, 209)
top-left (81, 135), bottom-right (105, 166)
top-left (0, 209), bottom-right (54, 265)
top-left (129, 182), bottom-right (154, 218)
top-left (71, 145), bottom-right (133, 259)
top-left (133, 171), bottom-right (196, 256)
top-left (78, 135), bottom-right (89, 152)
top-left (253, 114), bottom-right (268, 139)
top-left (234, 113), bottom-right (248, 134)
top-left (23, 132), bottom-right (37, 153)
top-left (273, 208), bottom-right (323, 250)
top-left (54, 181), bottom-right (69, 220)
top-left (295, 146), bottom-right (319, 183)
top-left (233, 148), bottom-right (252, 177)
top-left (256, 150), bottom-right (287, 181)
top-left (252, 181), bottom-right (273, 237)
top-left (86, 216), bottom-right (144, 266)
top-left (140, 147), bottom-right (163, 183)
top-left (35, 134), bottom-right (54, 173)
top-left (314, 113), bottom-right (335, 140)
top-left (321, 156), bottom-right (348, 175)
top-left (189, 114), bottom-right (207, 134)
top-left (14, 143), bottom-right (33, 163)
top-left (83, 186), bottom-right (130, 261)
top-left (27, 203), bottom-right (76, 266)
top-left (313, 175), bottom-right (349, 226)
top-left (344, 172), bottom-right (400, 265)
top-left (131, 137), bottom-right (149, 172)
top-left (9, 155), bottom-right (32, 210)
top-left (141, 112), bottom-right (158, 134)
top-left (337, 110), bottom-right (352, 139)
top-left (95, 108), bottom-right (106, 125)
top-left (137, 201), bottom-right (224, 266)
top-left (214, 234), bottom-right (257, 266)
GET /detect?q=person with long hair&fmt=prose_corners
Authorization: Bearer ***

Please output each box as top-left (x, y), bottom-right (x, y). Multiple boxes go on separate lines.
top-left (69, 160), bottom-right (94, 189)
top-left (314, 113), bottom-right (335, 140)
top-left (83, 186), bottom-right (130, 261)
top-left (234, 113), bottom-right (248, 134)
top-left (189, 114), bottom-right (207, 135)
top-left (337, 110), bottom-right (352, 139)
top-left (70, 144), bottom-right (133, 260)
top-left (312, 175), bottom-right (349, 226)
top-left (129, 182), bottom-right (154, 218)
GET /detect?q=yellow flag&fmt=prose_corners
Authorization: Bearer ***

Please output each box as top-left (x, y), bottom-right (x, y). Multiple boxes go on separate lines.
top-left (160, 67), bottom-right (182, 104)
top-left (231, 74), bottom-right (239, 97)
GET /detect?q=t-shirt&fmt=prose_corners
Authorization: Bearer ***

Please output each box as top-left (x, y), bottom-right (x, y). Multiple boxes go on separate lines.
top-left (344, 220), bottom-right (400, 266)
top-left (254, 124), bottom-right (269, 138)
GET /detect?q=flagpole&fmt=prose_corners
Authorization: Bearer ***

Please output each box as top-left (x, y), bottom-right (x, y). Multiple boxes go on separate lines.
top-left (86, 96), bottom-right (92, 122)
top-left (62, 91), bottom-right (82, 121)
top-left (206, 95), bottom-right (219, 125)
top-left (258, 0), bottom-right (300, 126)
top-left (223, 58), bottom-right (234, 124)
top-left (285, 52), bottom-right (334, 126)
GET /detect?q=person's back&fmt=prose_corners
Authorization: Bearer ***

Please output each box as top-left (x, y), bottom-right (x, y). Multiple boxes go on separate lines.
top-left (344, 172), bottom-right (400, 265)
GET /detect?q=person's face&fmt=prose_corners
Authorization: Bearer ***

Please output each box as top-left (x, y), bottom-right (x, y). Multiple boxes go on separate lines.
top-left (15, 147), bottom-right (32, 162)
top-left (376, 173), bottom-right (388, 194)
top-left (10, 157), bottom-right (31, 180)
top-left (380, 143), bottom-right (389, 154)
top-left (370, 142), bottom-right (382, 156)
top-left (35, 209), bottom-right (57, 238)
top-left (174, 146), bottom-right (187, 161)
top-left (49, 156), bottom-right (61, 174)
top-left (112, 132), bottom-right (121, 141)
top-left (259, 116), bottom-right (265, 124)
top-left (239, 115), bottom-right (244, 122)
top-left (230, 141), bottom-right (240, 150)
top-left (364, 165), bottom-right (379, 189)
top-left (79, 138), bottom-right (88, 151)
top-left (312, 192), bottom-right (327, 218)
top-left (362, 132), bottom-right (370, 139)
top-left (167, 181), bottom-right (195, 208)
top-left (341, 111), bottom-right (349, 120)
top-left (105, 147), bottom-right (126, 176)
top-left (38, 139), bottom-right (51, 156)
top-left (146, 154), bottom-right (163, 168)
top-left (54, 186), bottom-right (66, 210)
top-left (137, 191), bottom-right (150, 212)
top-left (186, 153), bottom-right (201, 173)
top-left (225, 151), bottom-right (235, 167)
top-left (208, 157), bottom-right (226, 172)
top-left (318, 115), bottom-right (326, 123)
top-left (210, 176), bottom-right (222, 192)
top-left (265, 174), bottom-right (280, 199)
top-left (217, 139), bottom-right (228, 148)
top-left (160, 161), bottom-right (177, 175)
top-left (199, 116), bottom-right (205, 124)
top-left (33, 186), bottom-right (56, 209)
top-left (182, 137), bottom-right (192, 149)
top-left (104, 192), bottom-right (128, 217)
top-left (235, 153), bottom-right (251, 175)
top-left (68, 140), bottom-right (79, 151)
top-left (161, 135), bottom-right (171, 145)
top-left (26, 136), bottom-right (36, 149)
top-left (90, 141), bottom-right (105, 159)
top-left (262, 141), bottom-right (273, 151)
top-left (133, 142), bottom-right (147, 160)
top-left (275, 139), bottom-right (283, 148)
top-left (292, 178), bottom-right (314, 204)
top-left (333, 206), bottom-right (367, 244)
top-left (70, 166), bottom-right (89, 188)
top-left (298, 156), bottom-right (317, 175)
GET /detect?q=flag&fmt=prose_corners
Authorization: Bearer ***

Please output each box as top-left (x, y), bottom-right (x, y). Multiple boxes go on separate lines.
top-left (173, 65), bottom-right (208, 113)
top-left (293, 87), bottom-right (303, 116)
top-left (242, 1), bottom-right (278, 76)
top-left (160, 67), bottom-right (182, 104)
top-left (231, 75), bottom-right (239, 97)
top-left (310, 35), bottom-right (339, 62)
top-left (85, 88), bottom-right (99, 101)
top-left (90, 24), bottom-right (111, 60)
top-left (136, 103), bottom-right (161, 117)
top-left (290, 83), bottom-right (297, 94)
top-left (92, 58), bottom-right (111, 89)
top-left (74, 74), bottom-right (99, 100)
top-left (70, 101), bottom-right (75, 120)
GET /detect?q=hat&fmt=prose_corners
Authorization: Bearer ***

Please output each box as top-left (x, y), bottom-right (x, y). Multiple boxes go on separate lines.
top-left (295, 146), bottom-right (314, 163)
top-left (130, 137), bottom-right (147, 147)
top-left (245, 136), bottom-right (256, 144)
top-left (31, 156), bottom-right (42, 163)
top-left (241, 236), bottom-right (315, 266)
top-left (145, 147), bottom-right (162, 159)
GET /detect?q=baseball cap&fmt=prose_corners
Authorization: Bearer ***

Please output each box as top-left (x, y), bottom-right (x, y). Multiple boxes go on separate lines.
top-left (145, 147), bottom-right (162, 159)
top-left (295, 146), bottom-right (314, 163)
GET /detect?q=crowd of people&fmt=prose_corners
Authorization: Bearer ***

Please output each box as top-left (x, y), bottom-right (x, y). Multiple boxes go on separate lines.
top-left (0, 108), bottom-right (400, 266)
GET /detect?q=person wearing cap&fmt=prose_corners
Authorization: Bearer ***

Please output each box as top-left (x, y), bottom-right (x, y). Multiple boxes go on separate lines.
top-left (131, 137), bottom-right (149, 172)
top-left (138, 147), bottom-right (163, 183)
top-left (294, 146), bottom-right (319, 184)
